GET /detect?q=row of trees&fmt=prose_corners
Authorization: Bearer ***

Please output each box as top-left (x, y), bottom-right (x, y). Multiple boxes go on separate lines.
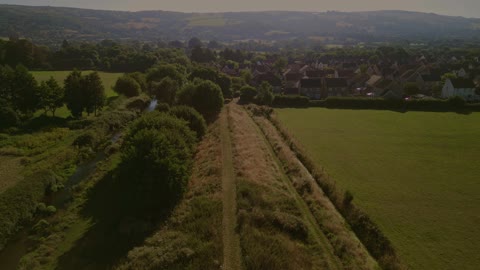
top-left (0, 65), bottom-right (107, 129)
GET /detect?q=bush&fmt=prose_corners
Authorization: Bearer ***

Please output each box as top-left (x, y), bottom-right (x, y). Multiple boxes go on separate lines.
top-left (114, 75), bottom-right (142, 97)
top-left (448, 96), bottom-right (466, 108)
top-left (273, 95), bottom-right (310, 107)
top-left (73, 131), bottom-right (98, 149)
top-left (126, 96), bottom-right (151, 112)
top-left (121, 113), bottom-right (196, 207)
top-left (169, 106), bottom-right (207, 139)
top-left (156, 102), bottom-right (171, 113)
top-left (239, 86), bottom-right (257, 104)
top-left (0, 106), bottom-right (19, 129)
top-left (177, 80), bottom-right (224, 120)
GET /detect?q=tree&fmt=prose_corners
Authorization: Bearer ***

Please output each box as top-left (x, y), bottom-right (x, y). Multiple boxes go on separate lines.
top-left (177, 80), bottom-right (224, 119)
top-left (128, 72), bottom-right (147, 92)
top-left (146, 64), bottom-right (185, 86)
top-left (217, 73), bottom-right (233, 99)
top-left (38, 77), bottom-right (64, 116)
top-left (274, 57), bottom-right (287, 72)
top-left (404, 83), bottom-right (420, 96)
top-left (240, 69), bottom-right (253, 84)
top-left (113, 74), bottom-right (141, 97)
top-left (239, 86), bottom-right (257, 104)
top-left (256, 81), bottom-right (274, 105)
top-left (190, 46), bottom-right (215, 63)
top-left (10, 65), bottom-right (39, 115)
top-left (121, 113), bottom-right (196, 207)
top-left (82, 72), bottom-right (106, 116)
top-left (64, 70), bottom-right (84, 118)
top-left (151, 77), bottom-right (179, 105)
top-left (169, 106), bottom-right (207, 139)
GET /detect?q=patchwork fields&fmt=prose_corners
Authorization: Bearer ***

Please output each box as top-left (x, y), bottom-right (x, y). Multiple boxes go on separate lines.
top-left (276, 108), bottom-right (480, 270)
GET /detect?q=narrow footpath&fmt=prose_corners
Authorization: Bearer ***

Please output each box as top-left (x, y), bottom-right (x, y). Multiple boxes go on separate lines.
top-left (220, 106), bottom-right (242, 270)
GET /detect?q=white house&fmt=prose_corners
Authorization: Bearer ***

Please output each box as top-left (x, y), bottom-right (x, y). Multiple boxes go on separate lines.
top-left (441, 78), bottom-right (477, 101)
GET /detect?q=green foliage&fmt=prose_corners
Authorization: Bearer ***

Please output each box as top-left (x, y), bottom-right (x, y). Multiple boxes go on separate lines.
top-left (256, 82), bottom-right (274, 106)
top-left (189, 66), bottom-right (232, 98)
top-left (169, 106), bottom-right (207, 139)
top-left (64, 70), bottom-right (84, 118)
top-left (128, 72), bottom-right (147, 92)
top-left (37, 77), bottom-right (64, 116)
top-left (239, 86), bottom-right (257, 104)
top-left (404, 82), bottom-right (420, 96)
top-left (113, 74), bottom-right (141, 97)
top-left (150, 77), bottom-right (179, 105)
top-left (155, 102), bottom-right (170, 113)
top-left (9, 65), bottom-right (39, 115)
top-left (177, 80), bottom-right (224, 120)
top-left (146, 64), bottom-right (185, 86)
top-left (82, 72), bottom-right (106, 116)
top-left (0, 104), bottom-right (19, 129)
top-left (121, 113), bottom-right (196, 207)
top-left (64, 70), bottom-right (106, 117)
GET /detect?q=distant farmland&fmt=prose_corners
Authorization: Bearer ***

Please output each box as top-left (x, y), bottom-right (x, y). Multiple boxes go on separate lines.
top-left (276, 108), bottom-right (480, 270)
top-left (31, 71), bottom-right (122, 118)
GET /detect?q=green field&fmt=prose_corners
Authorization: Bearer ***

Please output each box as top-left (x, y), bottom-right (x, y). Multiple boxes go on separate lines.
top-left (31, 71), bottom-right (122, 118)
top-left (276, 108), bottom-right (480, 270)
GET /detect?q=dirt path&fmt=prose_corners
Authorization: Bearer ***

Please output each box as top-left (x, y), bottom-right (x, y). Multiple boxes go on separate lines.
top-left (220, 106), bottom-right (242, 270)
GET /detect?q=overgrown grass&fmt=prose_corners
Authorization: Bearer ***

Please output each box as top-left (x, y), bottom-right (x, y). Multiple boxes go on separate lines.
top-left (228, 103), bottom-right (339, 269)
top-left (0, 156), bottom-right (23, 193)
top-left (276, 108), bottom-right (480, 270)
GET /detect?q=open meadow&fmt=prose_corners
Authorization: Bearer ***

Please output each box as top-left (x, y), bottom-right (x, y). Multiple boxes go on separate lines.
top-left (276, 108), bottom-right (480, 270)
top-left (31, 71), bottom-right (122, 118)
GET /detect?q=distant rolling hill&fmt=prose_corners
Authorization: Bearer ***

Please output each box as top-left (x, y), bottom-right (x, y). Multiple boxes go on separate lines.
top-left (1, 4), bottom-right (480, 43)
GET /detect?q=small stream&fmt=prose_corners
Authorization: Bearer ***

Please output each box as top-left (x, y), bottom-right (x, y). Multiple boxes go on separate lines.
top-left (0, 100), bottom-right (158, 270)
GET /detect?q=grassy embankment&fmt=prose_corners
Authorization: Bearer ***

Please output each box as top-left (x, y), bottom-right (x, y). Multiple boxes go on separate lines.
top-left (276, 108), bottom-right (480, 270)
top-left (31, 71), bottom-right (122, 118)
top-left (228, 103), bottom-right (350, 269)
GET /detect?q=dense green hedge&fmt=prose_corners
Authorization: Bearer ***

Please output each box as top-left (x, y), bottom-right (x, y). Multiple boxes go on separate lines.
top-left (272, 95), bottom-right (310, 107)
top-left (308, 97), bottom-right (477, 112)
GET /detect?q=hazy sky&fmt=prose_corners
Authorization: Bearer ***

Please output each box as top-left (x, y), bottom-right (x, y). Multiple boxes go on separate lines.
top-left (1, 0), bottom-right (480, 18)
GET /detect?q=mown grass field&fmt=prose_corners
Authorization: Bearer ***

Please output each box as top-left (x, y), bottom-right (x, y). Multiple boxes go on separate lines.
top-left (276, 108), bottom-right (480, 270)
top-left (32, 71), bottom-right (122, 118)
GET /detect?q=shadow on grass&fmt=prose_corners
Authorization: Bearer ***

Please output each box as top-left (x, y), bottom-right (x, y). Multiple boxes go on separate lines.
top-left (55, 168), bottom-right (175, 270)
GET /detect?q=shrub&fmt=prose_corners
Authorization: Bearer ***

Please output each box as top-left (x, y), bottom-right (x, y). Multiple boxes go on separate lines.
top-left (121, 114), bottom-right (196, 207)
top-left (113, 75), bottom-right (142, 97)
top-left (273, 95), bottom-right (309, 107)
top-left (239, 86), bottom-right (257, 104)
top-left (0, 106), bottom-right (19, 129)
top-left (177, 80), bottom-right (224, 120)
top-left (448, 96), bottom-right (466, 108)
top-left (73, 131), bottom-right (98, 149)
top-left (156, 102), bottom-right (171, 113)
top-left (169, 106), bottom-right (207, 139)
top-left (126, 96), bottom-right (151, 112)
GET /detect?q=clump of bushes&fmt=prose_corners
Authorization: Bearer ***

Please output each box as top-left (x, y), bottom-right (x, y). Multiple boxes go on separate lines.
top-left (120, 112), bottom-right (197, 208)
top-left (169, 106), bottom-right (207, 139)
top-left (273, 95), bottom-right (310, 107)
top-left (113, 74), bottom-right (142, 97)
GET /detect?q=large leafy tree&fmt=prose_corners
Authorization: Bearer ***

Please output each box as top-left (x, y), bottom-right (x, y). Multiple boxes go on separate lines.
top-left (38, 77), bottom-right (64, 116)
top-left (151, 77), bottom-right (178, 105)
top-left (10, 65), bottom-right (39, 115)
top-left (113, 74), bottom-right (141, 97)
top-left (82, 72), bottom-right (106, 116)
top-left (64, 70), bottom-right (84, 118)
